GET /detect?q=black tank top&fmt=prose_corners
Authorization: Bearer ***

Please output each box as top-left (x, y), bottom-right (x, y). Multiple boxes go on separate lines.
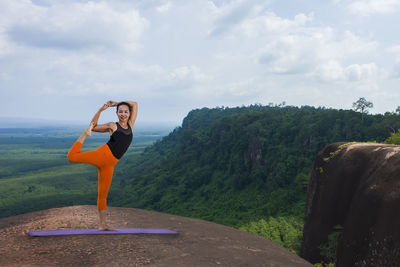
top-left (106, 122), bottom-right (133, 159)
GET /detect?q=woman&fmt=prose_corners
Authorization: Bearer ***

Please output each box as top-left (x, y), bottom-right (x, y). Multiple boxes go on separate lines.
top-left (67, 100), bottom-right (138, 230)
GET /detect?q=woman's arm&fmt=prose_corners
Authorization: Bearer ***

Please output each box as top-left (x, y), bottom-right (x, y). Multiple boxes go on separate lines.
top-left (91, 103), bottom-right (109, 127)
top-left (126, 101), bottom-right (138, 129)
top-left (91, 103), bottom-right (115, 134)
top-left (92, 122), bottom-right (115, 134)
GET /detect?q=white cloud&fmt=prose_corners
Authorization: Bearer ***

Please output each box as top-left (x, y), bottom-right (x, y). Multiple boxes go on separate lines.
top-left (348, 0), bottom-right (400, 15)
top-left (0, 1), bottom-right (36, 56)
top-left (229, 10), bottom-right (379, 82)
top-left (312, 60), bottom-right (344, 81)
top-left (258, 35), bottom-right (318, 74)
top-left (156, 2), bottom-right (172, 13)
top-left (169, 66), bottom-right (207, 82)
top-left (344, 63), bottom-right (379, 81)
top-left (312, 62), bottom-right (380, 82)
top-left (388, 45), bottom-right (400, 63)
top-left (0, 29), bottom-right (13, 56)
top-left (16, 51), bottom-right (209, 100)
top-left (392, 64), bottom-right (400, 79)
top-left (208, 0), bottom-right (267, 36)
top-left (388, 45), bottom-right (400, 78)
top-left (238, 11), bottom-right (314, 37)
top-left (6, 1), bottom-right (148, 51)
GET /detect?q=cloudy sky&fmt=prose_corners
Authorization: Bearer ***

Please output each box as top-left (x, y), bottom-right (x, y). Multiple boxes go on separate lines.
top-left (1, 0), bottom-right (400, 125)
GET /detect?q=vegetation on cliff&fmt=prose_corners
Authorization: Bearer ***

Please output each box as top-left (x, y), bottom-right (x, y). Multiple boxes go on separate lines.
top-left (111, 104), bottom-right (400, 253)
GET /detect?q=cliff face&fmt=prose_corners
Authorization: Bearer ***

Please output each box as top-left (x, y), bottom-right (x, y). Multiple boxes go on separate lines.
top-left (301, 142), bottom-right (400, 266)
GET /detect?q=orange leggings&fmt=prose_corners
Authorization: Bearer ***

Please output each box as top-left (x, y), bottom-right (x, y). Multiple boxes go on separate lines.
top-left (67, 141), bottom-right (119, 211)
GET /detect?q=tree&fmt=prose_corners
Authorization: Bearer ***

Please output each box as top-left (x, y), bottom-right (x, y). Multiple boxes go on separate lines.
top-left (352, 97), bottom-right (373, 121)
top-left (395, 106), bottom-right (400, 115)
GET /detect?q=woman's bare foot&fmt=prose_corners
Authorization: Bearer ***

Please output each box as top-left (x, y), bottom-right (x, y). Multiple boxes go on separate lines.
top-left (85, 121), bottom-right (95, 136)
top-left (98, 209), bottom-right (116, 231)
top-left (77, 122), bottom-right (95, 143)
top-left (98, 225), bottom-right (117, 231)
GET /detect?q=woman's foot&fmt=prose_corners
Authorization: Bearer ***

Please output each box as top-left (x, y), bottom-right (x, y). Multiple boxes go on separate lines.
top-left (98, 209), bottom-right (116, 231)
top-left (85, 121), bottom-right (95, 136)
top-left (98, 224), bottom-right (117, 231)
top-left (77, 122), bottom-right (95, 143)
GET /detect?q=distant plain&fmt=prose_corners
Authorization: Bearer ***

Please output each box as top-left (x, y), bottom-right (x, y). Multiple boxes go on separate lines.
top-left (0, 123), bottom-right (172, 218)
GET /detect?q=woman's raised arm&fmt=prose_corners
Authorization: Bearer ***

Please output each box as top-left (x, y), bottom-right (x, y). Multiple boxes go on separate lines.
top-left (91, 103), bottom-right (109, 127)
top-left (126, 101), bottom-right (138, 129)
top-left (91, 103), bottom-right (114, 133)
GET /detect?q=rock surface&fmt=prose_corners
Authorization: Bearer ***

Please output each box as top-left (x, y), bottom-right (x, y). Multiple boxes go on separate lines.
top-left (0, 205), bottom-right (312, 267)
top-left (301, 142), bottom-right (400, 266)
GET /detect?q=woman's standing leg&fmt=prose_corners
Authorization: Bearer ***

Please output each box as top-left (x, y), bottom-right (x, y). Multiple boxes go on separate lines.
top-left (98, 165), bottom-right (116, 231)
top-left (96, 143), bottom-right (119, 230)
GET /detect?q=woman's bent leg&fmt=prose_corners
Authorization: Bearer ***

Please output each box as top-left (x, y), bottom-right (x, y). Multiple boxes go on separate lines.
top-left (67, 142), bottom-right (104, 167)
top-left (67, 122), bottom-right (99, 165)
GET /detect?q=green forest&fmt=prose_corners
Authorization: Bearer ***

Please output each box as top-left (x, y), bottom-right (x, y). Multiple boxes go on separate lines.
top-left (2, 104), bottom-right (400, 258)
top-left (110, 104), bottom-right (400, 254)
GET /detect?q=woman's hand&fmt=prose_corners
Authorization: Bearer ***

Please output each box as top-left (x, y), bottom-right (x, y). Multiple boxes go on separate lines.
top-left (106, 100), bottom-right (118, 107)
top-left (99, 103), bottom-right (110, 112)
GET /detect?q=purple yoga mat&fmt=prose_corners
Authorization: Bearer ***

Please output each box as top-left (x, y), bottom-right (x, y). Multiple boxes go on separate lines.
top-left (29, 228), bottom-right (178, 237)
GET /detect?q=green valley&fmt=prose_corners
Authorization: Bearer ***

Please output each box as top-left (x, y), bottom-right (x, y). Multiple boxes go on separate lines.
top-left (1, 105), bottom-right (400, 256)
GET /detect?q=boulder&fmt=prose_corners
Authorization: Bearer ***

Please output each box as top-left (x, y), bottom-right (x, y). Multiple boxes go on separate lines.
top-left (301, 142), bottom-right (400, 266)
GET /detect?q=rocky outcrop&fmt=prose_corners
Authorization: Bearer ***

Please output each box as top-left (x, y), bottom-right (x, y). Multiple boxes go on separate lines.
top-left (1, 205), bottom-right (313, 267)
top-left (301, 142), bottom-right (400, 266)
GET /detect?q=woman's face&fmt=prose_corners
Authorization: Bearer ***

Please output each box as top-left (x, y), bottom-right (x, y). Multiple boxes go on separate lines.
top-left (116, 105), bottom-right (130, 122)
